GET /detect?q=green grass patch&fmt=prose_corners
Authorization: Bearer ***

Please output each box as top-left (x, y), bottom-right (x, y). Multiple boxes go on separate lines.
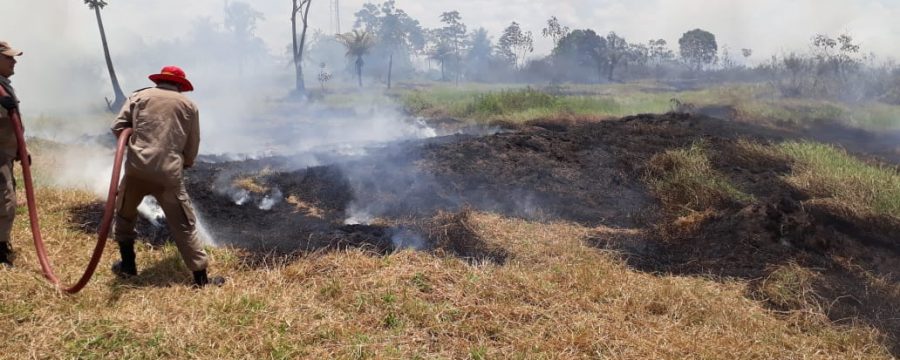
top-left (398, 82), bottom-right (900, 129)
top-left (774, 141), bottom-right (900, 217)
top-left (400, 86), bottom-right (671, 123)
top-left (63, 319), bottom-right (154, 359)
top-left (646, 142), bottom-right (754, 213)
top-left (465, 88), bottom-right (559, 117)
top-left (647, 139), bottom-right (899, 219)
top-left (214, 295), bottom-right (269, 328)
top-left (0, 300), bottom-right (33, 321)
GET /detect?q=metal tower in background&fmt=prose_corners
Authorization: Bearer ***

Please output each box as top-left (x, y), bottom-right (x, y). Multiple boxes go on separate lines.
top-left (330, 0), bottom-right (341, 34)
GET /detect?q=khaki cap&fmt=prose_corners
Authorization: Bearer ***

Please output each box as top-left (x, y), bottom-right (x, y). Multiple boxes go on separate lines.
top-left (0, 41), bottom-right (23, 57)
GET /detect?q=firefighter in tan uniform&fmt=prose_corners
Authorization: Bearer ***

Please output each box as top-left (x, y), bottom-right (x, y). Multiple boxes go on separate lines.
top-left (0, 41), bottom-right (24, 268)
top-left (111, 66), bottom-right (224, 287)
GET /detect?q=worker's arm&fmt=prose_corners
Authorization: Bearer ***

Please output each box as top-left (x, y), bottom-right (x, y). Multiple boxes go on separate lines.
top-left (183, 106), bottom-right (200, 168)
top-left (111, 98), bottom-right (134, 137)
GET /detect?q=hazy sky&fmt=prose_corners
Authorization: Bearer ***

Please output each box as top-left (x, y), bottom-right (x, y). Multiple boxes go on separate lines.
top-left (3, 0), bottom-right (898, 62)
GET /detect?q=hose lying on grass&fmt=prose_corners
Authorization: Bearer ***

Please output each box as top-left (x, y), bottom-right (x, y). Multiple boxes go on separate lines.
top-left (2, 85), bottom-right (130, 294)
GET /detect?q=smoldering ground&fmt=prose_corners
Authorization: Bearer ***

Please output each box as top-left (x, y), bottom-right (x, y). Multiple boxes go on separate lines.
top-left (183, 111), bottom-right (655, 254)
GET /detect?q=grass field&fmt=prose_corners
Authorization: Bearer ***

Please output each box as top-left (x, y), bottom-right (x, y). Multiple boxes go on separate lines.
top-left (395, 82), bottom-right (900, 130)
top-left (2, 82), bottom-right (899, 358)
top-left (1, 173), bottom-right (890, 358)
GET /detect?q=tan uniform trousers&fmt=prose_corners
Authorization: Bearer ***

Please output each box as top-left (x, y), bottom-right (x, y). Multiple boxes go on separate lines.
top-left (114, 175), bottom-right (208, 271)
top-left (0, 156), bottom-right (15, 244)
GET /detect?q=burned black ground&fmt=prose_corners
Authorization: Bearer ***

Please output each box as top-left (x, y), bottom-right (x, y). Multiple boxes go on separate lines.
top-left (69, 111), bottom-right (900, 354)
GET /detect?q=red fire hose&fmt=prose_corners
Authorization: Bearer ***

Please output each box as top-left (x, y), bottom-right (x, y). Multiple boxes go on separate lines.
top-left (2, 86), bottom-right (130, 294)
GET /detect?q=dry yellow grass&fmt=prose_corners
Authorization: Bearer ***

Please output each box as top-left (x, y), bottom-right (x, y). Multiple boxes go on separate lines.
top-left (0, 146), bottom-right (893, 359)
top-left (233, 177), bottom-right (269, 194)
top-left (286, 195), bottom-right (326, 219)
top-left (230, 166), bottom-right (277, 194)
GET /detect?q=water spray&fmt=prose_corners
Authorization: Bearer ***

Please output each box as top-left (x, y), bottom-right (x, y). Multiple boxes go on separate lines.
top-left (3, 85), bottom-right (129, 294)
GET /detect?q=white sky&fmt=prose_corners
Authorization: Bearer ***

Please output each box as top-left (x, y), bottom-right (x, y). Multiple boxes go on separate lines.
top-left (2, 0), bottom-right (898, 62)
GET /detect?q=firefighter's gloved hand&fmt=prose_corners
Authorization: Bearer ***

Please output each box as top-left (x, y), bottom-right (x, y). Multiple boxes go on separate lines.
top-left (0, 96), bottom-right (16, 111)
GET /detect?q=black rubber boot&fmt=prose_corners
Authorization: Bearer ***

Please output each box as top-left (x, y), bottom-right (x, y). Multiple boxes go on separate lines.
top-left (192, 269), bottom-right (225, 288)
top-left (0, 242), bottom-right (12, 268)
top-left (111, 241), bottom-right (137, 277)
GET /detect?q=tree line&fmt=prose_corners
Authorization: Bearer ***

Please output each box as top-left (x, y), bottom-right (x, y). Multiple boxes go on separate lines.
top-left (315, 1), bottom-right (729, 87)
top-left (81, 0), bottom-right (900, 106)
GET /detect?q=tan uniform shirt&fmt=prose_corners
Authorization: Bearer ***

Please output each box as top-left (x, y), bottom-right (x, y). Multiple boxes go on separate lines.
top-left (112, 84), bottom-right (200, 185)
top-left (0, 76), bottom-right (19, 159)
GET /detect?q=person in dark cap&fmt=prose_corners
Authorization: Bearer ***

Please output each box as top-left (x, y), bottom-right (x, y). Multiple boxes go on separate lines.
top-left (111, 65), bottom-right (224, 287)
top-left (0, 40), bottom-right (24, 268)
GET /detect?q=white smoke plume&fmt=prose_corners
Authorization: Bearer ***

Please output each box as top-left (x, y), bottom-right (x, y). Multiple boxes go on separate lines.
top-left (258, 188), bottom-right (283, 211)
top-left (390, 228), bottom-right (426, 250)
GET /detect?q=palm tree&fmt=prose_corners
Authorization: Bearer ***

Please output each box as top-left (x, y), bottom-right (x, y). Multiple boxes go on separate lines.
top-left (83, 0), bottom-right (125, 112)
top-left (336, 30), bottom-right (375, 87)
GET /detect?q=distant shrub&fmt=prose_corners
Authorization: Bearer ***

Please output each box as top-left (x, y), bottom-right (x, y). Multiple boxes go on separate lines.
top-left (464, 87), bottom-right (559, 117)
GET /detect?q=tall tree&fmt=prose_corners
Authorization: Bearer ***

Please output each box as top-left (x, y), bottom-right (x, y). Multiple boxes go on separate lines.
top-left (649, 39), bottom-right (673, 64)
top-left (541, 16), bottom-right (570, 47)
top-left (810, 33), bottom-right (862, 97)
top-left (719, 45), bottom-right (736, 69)
top-left (336, 30), bottom-right (376, 87)
top-left (354, 1), bottom-right (425, 88)
top-left (354, 3), bottom-right (381, 30)
top-left (354, 1), bottom-right (425, 51)
top-left (678, 28), bottom-right (718, 71)
top-left (648, 39), bottom-right (673, 80)
top-left (225, 1), bottom-right (264, 37)
top-left (812, 33), bottom-right (860, 76)
top-left (438, 11), bottom-right (467, 84)
top-left (626, 42), bottom-right (649, 74)
top-left (553, 29), bottom-right (607, 82)
top-left (604, 32), bottom-right (628, 81)
top-left (498, 21), bottom-right (533, 70)
top-left (291, 0), bottom-right (313, 95)
top-left (224, 1), bottom-right (265, 75)
top-left (427, 33), bottom-right (454, 81)
top-left (465, 28), bottom-right (493, 80)
top-left (83, 0), bottom-right (125, 112)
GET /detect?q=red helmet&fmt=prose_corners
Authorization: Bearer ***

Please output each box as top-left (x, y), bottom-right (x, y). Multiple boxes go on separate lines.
top-left (148, 65), bottom-right (194, 92)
